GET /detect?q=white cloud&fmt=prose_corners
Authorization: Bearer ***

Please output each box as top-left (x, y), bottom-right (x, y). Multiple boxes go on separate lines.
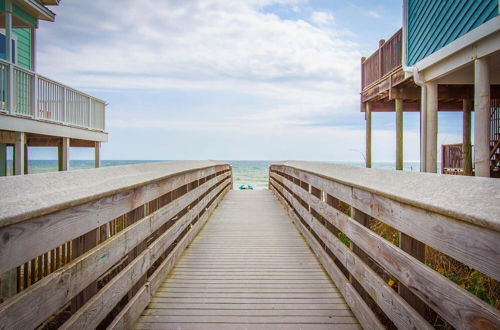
top-left (34, 0), bottom-right (375, 161)
top-left (311, 11), bottom-right (335, 26)
top-left (367, 11), bottom-right (382, 19)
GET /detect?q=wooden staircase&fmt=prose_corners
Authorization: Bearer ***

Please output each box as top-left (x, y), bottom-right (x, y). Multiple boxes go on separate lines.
top-left (442, 99), bottom-right (500, 177)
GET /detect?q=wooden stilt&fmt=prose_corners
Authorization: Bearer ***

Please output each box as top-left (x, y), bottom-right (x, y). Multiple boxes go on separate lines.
top-left (14, 132), bottom-right (25, 175)
top-left (462, 99), bottom-right (472, 176)
top-left (58, 137), bottom-right (70, 171)
top-left (365, 103), bottom-right (372, 168)
top-left (0, 144), bottom-right (6, 176)
top-left (426, 82), bottom-right (438, 173)
top-left (24, 144), bottom-right (28, 175)
top-left (95, 142), bottom-right (100, 168)
top-left (395, 98), bottom-right (403, 170)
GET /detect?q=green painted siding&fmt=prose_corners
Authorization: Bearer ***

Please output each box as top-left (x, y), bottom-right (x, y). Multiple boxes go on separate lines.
top-left (13, 4), bottom-right (37, 27)
top-left (13, 28), bottom-right (31, 70)
top-left (0, 1), bottom-right (37, 27)
top-left (407, 0), bottom-right (498, 66)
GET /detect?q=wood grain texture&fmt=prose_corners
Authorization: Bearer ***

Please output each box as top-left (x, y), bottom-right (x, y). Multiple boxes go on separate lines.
top-left (271, 182), bottom-right (384, 330)
top-left (271, 175), bottom-right (431, 329)
top-left (0, 161), bottom-right (229, 226)
top-left (135, 190), bottom-right (360, 329)
top-left (0, 173), bottom-right (229, 330)
top-left (277, 165), bottom-right (500, 281)
top-left (107, 183), bottom-right (230, 330)
top-left (0, 168), bottom-right (230, 275)
top-left (61, 178), bottom-right (230, 329)
top-left (271, 170), bottom-right (500, 329)
top-left (274, 161), bottom-right (500, 231)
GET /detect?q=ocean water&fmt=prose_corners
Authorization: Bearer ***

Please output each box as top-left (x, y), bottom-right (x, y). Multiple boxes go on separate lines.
top-left (7, 159), bottom-right (423, 190)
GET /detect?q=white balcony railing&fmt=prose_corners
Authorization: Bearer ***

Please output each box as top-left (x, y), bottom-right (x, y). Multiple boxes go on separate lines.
top-left (0, 59), bottom-right (106, 132)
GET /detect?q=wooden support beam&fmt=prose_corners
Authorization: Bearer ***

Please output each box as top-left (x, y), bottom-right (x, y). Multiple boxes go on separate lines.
top-left (365, 103), bottom-right (372, 168)
top-left (70, 139), bottom-right (96, 148)
top-left (58, 137), bottom-right (70, 171)
top-left (14, 132), bottom-right (25, 176)
top-left (474, 58), bottom-right (490, 177)
top-left (0, 130), bottom-right (16, 144)
top-left (396, 98), bottom-right (403, 170)
top-left (462, 99), bottom-right (473, 176)
top-left (95, 142), bottom-right (100, 168)
top-left (426, 82), bottom-right (438, 173)
top-left (0, 144), bottom-right (6, 176)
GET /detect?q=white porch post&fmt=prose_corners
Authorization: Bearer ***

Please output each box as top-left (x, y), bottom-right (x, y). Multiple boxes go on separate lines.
top-left (474, 58), bottom-right (490, 177)
top-left (426, 82), bottom-right (438, 173)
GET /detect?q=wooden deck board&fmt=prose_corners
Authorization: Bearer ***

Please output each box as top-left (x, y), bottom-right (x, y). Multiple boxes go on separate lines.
top-left (136, 190), bottom-right (360, 329)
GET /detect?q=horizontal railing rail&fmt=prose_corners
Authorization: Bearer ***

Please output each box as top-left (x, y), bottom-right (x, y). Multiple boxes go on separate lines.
top-left (269, 161), bottom-right (500, 330)
top-left (0, 161), bottom-right (232, 329)
top-left (0, 59), bottom-right (106, 132)
top-left (361, 28), bottom-right (402, 90)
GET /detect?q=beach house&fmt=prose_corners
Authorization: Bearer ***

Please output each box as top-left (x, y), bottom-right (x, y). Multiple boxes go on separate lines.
top-left (361, 0), bottom-right (499, 177)
top-left (0, 0), bottom-right (107, 176)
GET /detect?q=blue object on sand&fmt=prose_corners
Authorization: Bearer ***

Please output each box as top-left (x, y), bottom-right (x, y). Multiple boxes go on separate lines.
top-left (239, 184), bottom-right (254, 190)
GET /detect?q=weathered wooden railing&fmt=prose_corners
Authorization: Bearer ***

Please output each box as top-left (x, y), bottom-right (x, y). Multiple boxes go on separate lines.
top-left (0, 161), bottom-right (232, 329)
top-left (361, 28), bottom-right (402, 90)
top-left (269, 161), bottom-right (500, 330)
top-left (0, 59), bottom-right (106, 131)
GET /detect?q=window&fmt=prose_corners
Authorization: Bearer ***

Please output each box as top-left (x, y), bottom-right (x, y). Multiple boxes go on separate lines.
top-left (0, 30), bottom-right (17, 64)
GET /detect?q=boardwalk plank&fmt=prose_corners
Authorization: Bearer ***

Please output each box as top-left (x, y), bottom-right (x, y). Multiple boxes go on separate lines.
top-left (136, 190), bottom-right (359, 329)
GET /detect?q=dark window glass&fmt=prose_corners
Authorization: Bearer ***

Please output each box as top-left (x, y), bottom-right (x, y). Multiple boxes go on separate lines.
top-left (0, 33), bottom-right (17, 63)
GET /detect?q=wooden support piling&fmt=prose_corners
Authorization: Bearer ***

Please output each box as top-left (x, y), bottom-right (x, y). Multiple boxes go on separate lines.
top-left (14, 132), bottom-right (25, 175)
top-left (395, 97), bottom-right (403, 170)
top-left (0, 144), bottom-right (6, 176)
top-left (462, 99), bottom-right (472, 176)
top-left (58, 137), bottom-right (70, 171)
top-left (365, 103), bottom-right (372, 168)
top-left (426, 82), bottom-right (438, 173)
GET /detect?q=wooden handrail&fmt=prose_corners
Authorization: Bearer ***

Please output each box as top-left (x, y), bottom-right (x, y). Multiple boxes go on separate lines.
top-left (0, 161), bottom-right (232, 329)
top-left (269, 161), bottom-right (500, 329)
top-left (361, 28), bottom-right (402, 90)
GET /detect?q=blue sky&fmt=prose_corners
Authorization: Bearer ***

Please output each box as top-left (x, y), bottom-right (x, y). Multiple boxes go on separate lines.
top-left (30, 0), bottom-right (463, 161)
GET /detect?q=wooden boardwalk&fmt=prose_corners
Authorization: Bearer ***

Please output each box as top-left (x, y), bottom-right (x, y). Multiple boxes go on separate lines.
top-left (135, 189), bottom-right (360, 329)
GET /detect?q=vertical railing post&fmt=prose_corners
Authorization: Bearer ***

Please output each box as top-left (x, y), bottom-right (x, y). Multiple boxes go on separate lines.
top-left (63, 87), bottom-right (67, 124)
top-left (378, 39), bottom-right (385, 80)
top-left (399, 233), bottom-right (426, 316)
top-left (361, 57), bottom-right (366, 91)
top-left (5, 0), bottom-right (14, 115)
top-left (31, 74), bottom-right (38, 119)
top-left (88, 96), bottom-right (92, 129)
top-left (365, 102), bottom-right (372, 168)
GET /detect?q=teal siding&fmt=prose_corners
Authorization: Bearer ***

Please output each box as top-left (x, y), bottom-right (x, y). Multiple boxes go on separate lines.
top-left (13, 29), bottom-right (31, 70)
top-left (0, 1), bottom-right (37, 27)
top-left (407, 0), bottom-right (498, 66)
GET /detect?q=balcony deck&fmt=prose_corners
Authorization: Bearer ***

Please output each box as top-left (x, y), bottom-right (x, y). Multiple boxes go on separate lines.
top-left (0, 59), bottom-right (106, 141)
